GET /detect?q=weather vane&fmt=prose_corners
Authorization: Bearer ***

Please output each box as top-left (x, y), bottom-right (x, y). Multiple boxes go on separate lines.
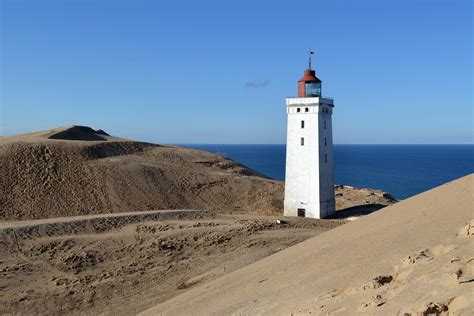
top-left (308, 49), bottom-right (314, 69)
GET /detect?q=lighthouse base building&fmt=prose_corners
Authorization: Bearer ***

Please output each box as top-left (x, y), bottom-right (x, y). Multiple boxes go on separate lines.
top-left (284, 60), bottom-right (335, 219)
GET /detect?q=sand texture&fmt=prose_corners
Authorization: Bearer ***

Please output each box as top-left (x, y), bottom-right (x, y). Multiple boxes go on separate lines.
top-left (0, 125), bottom-right (402, 314)
top-left (0, 210), bottom-right (344, 315)
top-left (142, 174), bottom-right (474, 315)
top-left (0, 126), bottom-right (283, 220)
top-left (0, 125), bottom-right (395, 221)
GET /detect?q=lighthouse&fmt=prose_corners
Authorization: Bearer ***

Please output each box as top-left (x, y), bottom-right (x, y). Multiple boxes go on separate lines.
top-left (284, 52), bottom-right (335, 219)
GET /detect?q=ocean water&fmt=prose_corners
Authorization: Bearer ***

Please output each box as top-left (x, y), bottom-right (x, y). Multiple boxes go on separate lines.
top-left (183, 144), bottom-right (473, 200)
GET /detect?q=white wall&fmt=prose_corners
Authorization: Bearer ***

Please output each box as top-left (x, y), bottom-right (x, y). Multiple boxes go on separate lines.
top-left (284, 98), bottom-right (335, 219)
top-left (318, 105), bottom-right (335, 218)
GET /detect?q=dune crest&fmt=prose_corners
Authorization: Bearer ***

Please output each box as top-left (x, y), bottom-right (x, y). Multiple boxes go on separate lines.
top-left (46, 125), bottom-right (110, 141)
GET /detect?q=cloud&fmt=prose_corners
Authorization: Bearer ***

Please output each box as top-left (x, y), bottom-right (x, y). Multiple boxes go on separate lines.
top-left (245, 80), bottom-right (269, 88)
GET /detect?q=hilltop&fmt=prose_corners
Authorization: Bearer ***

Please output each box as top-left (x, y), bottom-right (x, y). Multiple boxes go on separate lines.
top-left (0, 125), bottom-right (283, 220)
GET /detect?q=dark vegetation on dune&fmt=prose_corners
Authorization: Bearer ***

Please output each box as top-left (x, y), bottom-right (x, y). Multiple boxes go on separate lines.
top-left (47, 126), bottom-right (111, 141)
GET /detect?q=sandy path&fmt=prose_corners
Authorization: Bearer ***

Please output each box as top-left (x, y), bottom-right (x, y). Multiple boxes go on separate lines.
top-left (0, 209), bottom-right (204, 228)
top-left (0, 209), bottom-right (205, 236)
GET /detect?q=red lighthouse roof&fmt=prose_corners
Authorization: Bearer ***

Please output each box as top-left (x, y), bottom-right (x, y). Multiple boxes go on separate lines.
top-left (298, 69), bottom-right (321, 83)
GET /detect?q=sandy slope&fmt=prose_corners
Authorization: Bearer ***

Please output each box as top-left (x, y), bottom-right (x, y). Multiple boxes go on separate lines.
top-left (142, 174), bottom-right (474, 315)
top-left (0, 125), bottom-right (396, 221)
top-left (0, 210), bottom-right (344, 315)
top-left (0, 126), bottom-right (283, 220)
top-left (0, 125), bottom-right (402, 315)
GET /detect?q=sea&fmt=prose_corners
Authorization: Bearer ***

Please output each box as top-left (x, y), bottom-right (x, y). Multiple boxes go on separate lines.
top-left (182, 144), bottom-right (474, 200)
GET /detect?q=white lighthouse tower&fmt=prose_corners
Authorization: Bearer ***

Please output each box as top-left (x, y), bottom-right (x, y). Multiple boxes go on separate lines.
top-left (284, 53), bottom-right (335, 219)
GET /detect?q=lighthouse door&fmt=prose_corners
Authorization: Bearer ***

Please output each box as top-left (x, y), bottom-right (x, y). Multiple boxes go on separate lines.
top-left (297, 208), bottom-right (306, 217)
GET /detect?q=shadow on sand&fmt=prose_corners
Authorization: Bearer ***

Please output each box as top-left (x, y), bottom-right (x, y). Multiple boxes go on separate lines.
top-left (327, 204), bottom-right (389, 219)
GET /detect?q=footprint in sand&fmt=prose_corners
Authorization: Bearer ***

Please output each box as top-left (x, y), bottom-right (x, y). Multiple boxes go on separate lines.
top-left (394, 244), bottom-right (456, 282)
top-left (318, 221), bottom-right (473, 314)
top-left (457, 220), bottom-right (474, 237)
top-left (448, 294), bottom-right (473, 313)
top-left (456, 258), bottom-right (474, 284)
top-left (358, 294), bottom-right (387, 311)
top-left (403, 249), bottom-right (433, 265)
top-left (402, 294), bottom-right (473, 316)
top-left (393, 249), bottom-right (434, 282)
top-left (362, 275), bottom-right (393, 290)
top-left (448, 221), bottom-right (474, 284)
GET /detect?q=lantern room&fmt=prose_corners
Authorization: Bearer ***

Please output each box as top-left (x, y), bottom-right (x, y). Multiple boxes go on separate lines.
top-left (298, 69), bottom-right (322, 98)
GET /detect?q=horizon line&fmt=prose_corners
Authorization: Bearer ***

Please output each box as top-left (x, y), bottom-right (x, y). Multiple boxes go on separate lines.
top-left (174, 143), bottom-right (474, 146)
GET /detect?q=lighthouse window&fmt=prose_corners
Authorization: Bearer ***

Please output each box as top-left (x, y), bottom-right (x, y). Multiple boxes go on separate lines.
top-left (301, 121), bottom-right (305, 129)
top-left (325, 137), bottom-right (327, 146)
top-left (325, 154), bottom-right (328, 163)
top-left (301, 138), bottom-right (304, 146)
top-left (297, 108), bottom-right (301, 113)
top-left (305, 107), bottom-right (309, 112)
top-left (305, 82), bottom-right (321, 97)
top-left (324, 120), bottom-right (327, 129)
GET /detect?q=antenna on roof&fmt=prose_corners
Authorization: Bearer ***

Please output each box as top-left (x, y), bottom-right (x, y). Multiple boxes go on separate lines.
top-left (308, 49), bottom-right (315, 70)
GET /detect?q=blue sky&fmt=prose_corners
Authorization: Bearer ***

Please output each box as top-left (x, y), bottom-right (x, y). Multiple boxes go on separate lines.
top-left (1, 0), bottom-right (472, 144)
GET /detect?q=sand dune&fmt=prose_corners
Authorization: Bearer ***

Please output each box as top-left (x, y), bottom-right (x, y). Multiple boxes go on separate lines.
top-left (141, 174), bottom-right (474, 315)
top-left (0, 125), bottom-right (403, 314)
top-left (0, 126), bottom-right (283, 220)
top-left (0, 126), bottom-right (395, 221)
top-left (0, 210), bottom-right (344, 315)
